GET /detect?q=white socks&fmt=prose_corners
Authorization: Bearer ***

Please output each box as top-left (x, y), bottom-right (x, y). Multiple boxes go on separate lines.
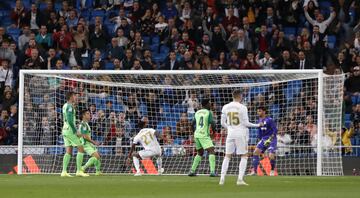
top-left (220, 156), bottom-right (230, 179)
top-left (133, 156), bottom-right (140, 172)
top-left (238, 157), bottom-right (248, 181)
top-left (156, 157), bottom-right (162, 171)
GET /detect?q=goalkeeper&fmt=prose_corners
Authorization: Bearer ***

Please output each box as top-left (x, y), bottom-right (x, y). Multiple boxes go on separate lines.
top-left (79, 109), bottom-right (102, 175)
top-left (249, 106), bottom-right (278, 176)
top-left (188, 99), bottom-right (217, 177)
top-left (61, 92), bottom-right (88, 177)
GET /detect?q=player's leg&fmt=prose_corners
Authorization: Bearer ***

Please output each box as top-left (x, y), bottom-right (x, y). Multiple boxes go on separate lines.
top-left (236, 136), bottom-right (249, 186)
top-left (92, 152), bottom-right (102, 175)
top-left (268, 142), bottom-right (276, 176)
top-left (188, 138), bottom-right (203, 176)
top-left (155, 154), bottom-right (163, 175)
top-left (250, 140), bottom-right (264, 175)
top-left (75, 145), bottom-right (88, 176)
top-left (132, 152), bottom-right (142, 176)
top-left (206, 146), bottom-right (217, 176)
top-left (82, 144), bottom-right (101, 175)
top-left (220, 139), bottom-right (235, 184)
top-left (61, 142), bottom-right (73, 177)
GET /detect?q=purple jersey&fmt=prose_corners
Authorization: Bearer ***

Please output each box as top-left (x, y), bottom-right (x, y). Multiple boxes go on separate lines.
top-left (257, 117), bottom-right (277, 141)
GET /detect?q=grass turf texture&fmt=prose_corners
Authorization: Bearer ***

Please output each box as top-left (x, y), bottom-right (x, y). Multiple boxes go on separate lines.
top-left (1, 175), bottom-right (359, 198)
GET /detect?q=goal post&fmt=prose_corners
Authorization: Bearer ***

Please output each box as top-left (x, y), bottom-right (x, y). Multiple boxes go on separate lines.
top-left (17, 70), bottom-right (344, 176)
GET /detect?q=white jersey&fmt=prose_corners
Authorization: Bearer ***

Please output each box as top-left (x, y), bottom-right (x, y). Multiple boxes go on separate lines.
top-left (221, 101), bottom-right (259, 139)
top-left (133, 128), bottom-right (161, 152)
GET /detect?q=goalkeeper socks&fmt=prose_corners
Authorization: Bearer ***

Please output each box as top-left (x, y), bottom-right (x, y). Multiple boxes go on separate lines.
top-left (94, 159), bottom-right (101, 172)
top-left (238, 157), bottom-right (248, 181)
top-left (156, 157), bottom-right (162, 171)
top-left (221, 156), bottom-right (230, 179)
top-left (133, 157), bottom-right (140, 173)
top-left (76, 152), bottom-right (84, 172)
top-left (83, 157), bottom-right (97, 170)
top-left (62, 153), bottom-right (71, 172)
top-left (209, 154), bottom-right (216, 174)
top-left (270, 159), bottom-right (276, 170)
top-left (252, 155), bottom-right (260, 173)
top-left (191, 155), bottom-right (202, 172)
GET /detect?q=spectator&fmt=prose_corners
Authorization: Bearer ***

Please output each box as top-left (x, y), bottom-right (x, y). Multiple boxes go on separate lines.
top-left (162, 0), bottom-right (178, 20)
top-left (161, 126), bottom-right (174, 145)
top-left (227, 29), bottom-right (252, 58)
top-left (182, 90), bottom-right (199, 117)
top-left (107, 38), bottom-right (125, 62)
top-left (240, 52), bottom-right (260, 70)
top-left (72, 24), bottom-right (90, 50)
top-left (256, 51), bottom-right (274, 69)
top-left (114, 28), bottom-right (129, 49)
top-left (0, 40), bottom-right (16, 66)
top-left (53, 25), bottom-right (73, 51)
top-left (23, 48), bottom-right (46, 69)
top-left (176, 112), bottom-right (192, 139)
top-left (304, 6), bottom-right (336, 34)
top-left (121, 49), bottom-right (134, 70)
top-left (0, 59), bottom-right (13, 90)
top-left (24, 3), bottom-right (44, 32)
top-left (66, 9), bottom-right (79, 30)
top-left (10, 0), bottom-right (27, 28)
top-left (141, 49), bottom-right (156, 70)
top-left (162, 51), bottom-right (180, 70)
top-left (5, 105), bottom-right (18, 145)
top-left (35, 25), bottom-right (53, 51)
top-left (18, 26), bottom-right (31, 51)
top-left (63, 41), bottom-right (85, 69)
top-left (345, 66), bottom-right (360, 94)
top-left (296, 51), bottom-right (314, 69)
top-left (277, 125), bottom-right (292, 156)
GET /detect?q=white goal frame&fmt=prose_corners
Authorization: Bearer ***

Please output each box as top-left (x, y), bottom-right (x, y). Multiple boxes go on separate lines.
top-left (18, 69), bottom-right (328, 175)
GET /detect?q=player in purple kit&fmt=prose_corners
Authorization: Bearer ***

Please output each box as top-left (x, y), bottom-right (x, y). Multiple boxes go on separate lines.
top-left (249, 106), bottom-right (278, 176)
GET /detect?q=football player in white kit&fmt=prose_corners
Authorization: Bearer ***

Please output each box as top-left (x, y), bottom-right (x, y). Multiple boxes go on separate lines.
top-left (219, 90), bottom-right (262, 185)
top-left (126, 120), bottom-right (163, 176)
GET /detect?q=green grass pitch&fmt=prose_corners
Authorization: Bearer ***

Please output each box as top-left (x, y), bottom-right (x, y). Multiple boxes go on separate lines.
top-left (1, 175), bottom-right (359, 198)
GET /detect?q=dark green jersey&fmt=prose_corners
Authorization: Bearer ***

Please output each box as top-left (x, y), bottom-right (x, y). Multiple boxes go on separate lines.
top-left (194, 109), bottom-right (213, 138)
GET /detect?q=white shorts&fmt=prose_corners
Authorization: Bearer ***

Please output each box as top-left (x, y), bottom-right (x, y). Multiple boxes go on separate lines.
top-left (225, 136), bottom-right (249, 155)
top-left (139, 149), bottom-right (161, 159)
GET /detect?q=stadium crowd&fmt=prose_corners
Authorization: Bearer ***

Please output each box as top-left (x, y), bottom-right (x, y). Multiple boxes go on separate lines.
top-left (0, 0), bottom-right (360, 156)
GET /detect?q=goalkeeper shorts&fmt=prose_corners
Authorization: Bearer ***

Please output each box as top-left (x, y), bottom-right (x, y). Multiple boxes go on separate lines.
top-left (84, 143), bottom-right (98, 156)
top-left (256, 139), bottom-right (277, 153)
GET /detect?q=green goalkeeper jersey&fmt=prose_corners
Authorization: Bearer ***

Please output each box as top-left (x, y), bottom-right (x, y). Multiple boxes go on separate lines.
top-left (79, 121), bottom-right (91, 145)
top-left (194, 109), bottom-right (213, 139)
top-left (62, 103), bottom-right (77, 135)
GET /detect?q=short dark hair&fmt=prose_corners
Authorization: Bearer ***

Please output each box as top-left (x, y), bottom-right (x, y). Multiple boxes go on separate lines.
top-left (201, 98), bottom-right (211, 107)
top-left (80, 109), bottom-right (89, 120)
top-left (232, 89), bottom-right (241, 98)
top-left (66, 91), bottom-right (75, 101)
top-left (257, 106), bottom-right (267, 112)
top-left (138, 120), bottom-right (146, 129)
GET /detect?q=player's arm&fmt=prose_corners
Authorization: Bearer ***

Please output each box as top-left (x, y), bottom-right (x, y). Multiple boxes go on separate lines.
top-left (242, 107), bottom-right (260, 128)
top-left (209, 111), bottom-right (216, 132)
top-left (126, 142), bottom-right (137, 165)
top-left (221, 107), bottom-right (229, 129)
top-left (191, 117), bottom-right (196, 131)
top-left (66, 106), bottom-right (77, 134)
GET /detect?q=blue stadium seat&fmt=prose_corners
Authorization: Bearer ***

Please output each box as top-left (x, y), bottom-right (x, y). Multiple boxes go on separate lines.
top-left (319, 1), bottom-right (332, 10)
top-left (345, 114), bottom-right (351, 121)
top-left (113, 104), bottom-right (124, 112)
top-left (351, 95), bottom-right (357, 104)
top-left (152, 36), bottom-right (160, 44)
top-left (105, 62), bottom-right (115, 70)
top-left (142, 36), bottom-right (150, 45)
top-left (283, 27), bottom-right (297, 38)
top-left (160, 45), bottom-right (170, 54)
top-left (91, 10), bottom-right (105, 18)
top-left (327, 35), bottom-right (336, 49)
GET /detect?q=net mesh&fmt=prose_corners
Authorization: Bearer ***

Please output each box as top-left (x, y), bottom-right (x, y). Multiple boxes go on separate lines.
top-left (19, 71), bottom-right (344, 176)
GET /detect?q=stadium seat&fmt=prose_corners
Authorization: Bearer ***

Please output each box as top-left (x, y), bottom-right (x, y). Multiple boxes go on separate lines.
top-left (319, 1), bottom-right (332, 10)
top-left (91, 10), bottom-right (105, 18)
top-left (152, 36), bottom-right (160, 44)
top-left (142, 36), bottom-right (150, 45)
top-left (284, 27), bottom-right (297, 38)
top-left (327, 35), bottom-right (336, 49)
top-left (105, 62), bottom-right (115, 70)
top-left (7, 27), bottom-right (20, 42)
top-left (351, 95), bottom-right (357, 104)
top-left (345, 114), bottom-right (351, 122)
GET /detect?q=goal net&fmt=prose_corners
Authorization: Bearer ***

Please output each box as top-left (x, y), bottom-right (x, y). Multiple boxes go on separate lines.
top-left (18, 70), bottom-right (344, 176)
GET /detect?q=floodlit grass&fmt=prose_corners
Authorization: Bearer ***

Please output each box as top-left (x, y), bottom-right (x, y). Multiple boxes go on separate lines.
top-left (1, 175), bottom-right (359, 198)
